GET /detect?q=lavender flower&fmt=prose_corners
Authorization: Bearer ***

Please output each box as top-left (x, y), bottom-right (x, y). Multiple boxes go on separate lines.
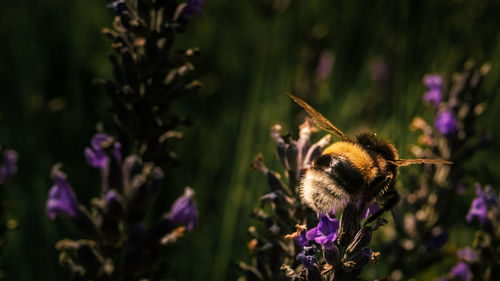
top-left (182, 0), bottom-right (204, 19)
top-left (306, 214), bottom-right (339, 249)
top-left (457, 247), bottom-right (478, 263)
top-left (481, 184), bottom-right (498, 207)
top-left (84, 133), bottom-right (121, 171)
top-left (167, 187), bottom-right (198, 231)
top-left (296, 230), bottom-right (309, 248)
top-left (297, 245), bottom-right (318, 269)
top-left (105, 189), bottom-right (123, 218)
top-left (0, 150), bottom-right (17, 184)
top-left (363, 202), bottom-right (380, 219)
top-left (427, 228), bottom-right (448, 250)
top-left (423, 74), bottom-right (443, 107)
top-left (435, 111), bottom-right (457, 135)
top-left (46, 167), bottom-right (78, 219)
top-left (450, 261), bottom-right (472, 281)
top-left (466, 184), bottom-right (490, 224)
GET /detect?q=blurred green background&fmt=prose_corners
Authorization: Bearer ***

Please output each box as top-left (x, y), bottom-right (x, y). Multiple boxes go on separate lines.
top-left (1, 0), bottom-right (500, 280)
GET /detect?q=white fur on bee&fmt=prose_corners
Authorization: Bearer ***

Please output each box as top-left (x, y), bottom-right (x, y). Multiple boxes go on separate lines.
top-left (300, 168), bottom-right (349, 214)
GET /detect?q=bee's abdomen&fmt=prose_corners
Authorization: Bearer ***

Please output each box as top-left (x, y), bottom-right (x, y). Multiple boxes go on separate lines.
top-left (313, 154), bottom-right (366, 195)
top-left (328, 156), bottom-right (366, 194)
top-left (300, 168), bottom-right (350, 214)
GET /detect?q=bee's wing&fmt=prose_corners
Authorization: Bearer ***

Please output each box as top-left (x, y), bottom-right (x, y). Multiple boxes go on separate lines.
top-left (287, 93), bottom-right (351, 141)
top-left (389, 158), bottom-right (453, 166)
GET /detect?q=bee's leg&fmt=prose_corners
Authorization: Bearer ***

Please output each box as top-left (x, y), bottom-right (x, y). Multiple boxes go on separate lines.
top-left (364, 187), bottom-right (400, 225)
top-left (363, 175), bottom-right (392, 204)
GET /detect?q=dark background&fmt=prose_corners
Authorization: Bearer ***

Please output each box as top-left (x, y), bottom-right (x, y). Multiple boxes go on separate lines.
top-left (1, 0), bottom-right (500, 280)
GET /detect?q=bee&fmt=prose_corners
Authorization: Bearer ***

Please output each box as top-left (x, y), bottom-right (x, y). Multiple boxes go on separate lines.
top-left (287, 93), bottom-right (452, 217)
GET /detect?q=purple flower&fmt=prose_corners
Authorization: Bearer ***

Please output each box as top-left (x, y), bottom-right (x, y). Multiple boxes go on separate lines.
top-left (427, 228), bottom-right (448, 250)
top-left (466, 184), bottom-right (491, 224)
top-left (435, 111), bottom-right (457, 135)
top-left (306, 214), bottom-right (339, 249)
top-left (316, 51), bottom-right (334, 81)
top-left (450, 261), bottom-right (472, 281)
top-left (482, 185), bottom-right (498, 207)
top-left (456, 183), bottom-right (466, 195)
top-left (46, 167), bottom-right (78, 219)
top-left (84, 133), bottom-right (121, 171)
top-left (296, 245), bottom-right (318, 269)
top-left (423, 74), bottom-right (443, 107)
top-left (182, 0), bottom-right (204, 19)
top-left (363, 202), bottom-right (380, 219)
top-left (168, 187), bottom-right (198, 231)
top-left (105, 189), bottom-right (119, 203)
top-left (0, 149), bottom-right (17, 184)
top-left (457, 247), bottom-right (478, 263)
top-left (296, 230), bottom-right (309, 248)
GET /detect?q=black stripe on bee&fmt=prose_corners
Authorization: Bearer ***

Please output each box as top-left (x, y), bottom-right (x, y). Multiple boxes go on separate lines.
top-left (312, 154), bottom-right (365, 195)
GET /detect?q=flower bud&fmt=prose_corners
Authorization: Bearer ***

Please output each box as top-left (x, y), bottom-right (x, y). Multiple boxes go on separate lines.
top-left (121, 155), bottom-right (142, 195)
top-left (345, 226), bottom-right (373, 259)
top-left (104, 189), bottom-right (124, 220)
top-left (338, 203), bottom-right (360, 247)
top-left (286, 142), bottom-right (299, 174)
top-left (270, 125), bottom-right (286, 164)
top-left (46, 167), bottom-right (79, 220)
top-left (303, 134), bottom-right (331, 168)
top-left (345, 248), bottom-right (373, 270)
top-left (167, 187), bottom-right (198, 232)
top-left (126, 164), bottom-right (163, 221)
top-left (323, 244), bottom-right (340, 266)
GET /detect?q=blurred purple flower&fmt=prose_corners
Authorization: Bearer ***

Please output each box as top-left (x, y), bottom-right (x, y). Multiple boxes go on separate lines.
top-left (427, 229), bottom-right (448, 250)
top-left (456, 183), bottom-right (466, 195)
top-left (182, 0), bottom-right (204, 19)
top-left (105, 189), bottom-right (119, 203)
top-left (296, 245), bottom-right (318, 269)
top-left (450, 261), bottom-right (472, 281)
top-left (0, 149), bottom-right (17, 184)
top-left (435, 111), bottom-right (457, 135)
top-left (316, 51), bottom-right (334, 80)
top-left (46, 167), bottom-right (78, 219)
top-left (107, 0), bottom-right (126, 13)
top-left (306, 214), bottom-right (339, 249)
top-left (363, 202), bottom-right (380, 219)
top-left (423, 74), bottom-right (443, 107)
top-left (466, 183), bottom-right (492, 224)
top-left (457, 247), bottom-right (478, 263)
top-left (84, 133), bottom-right (122, 171)
top-left (296, 229), bottom-right (309, 248)
top-left (168, 187), bottom-right (198, 231)
top-left (107, 0), bottom-right (127, 16)
top-left (481, 184), bottom-right (498, 207)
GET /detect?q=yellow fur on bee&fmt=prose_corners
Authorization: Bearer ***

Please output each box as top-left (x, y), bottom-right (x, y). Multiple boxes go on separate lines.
top-left (322, 141), bottom-right (378, 181)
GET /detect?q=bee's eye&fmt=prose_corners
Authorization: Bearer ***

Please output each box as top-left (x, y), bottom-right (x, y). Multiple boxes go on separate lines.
top-left (313, 154), bottom-right (332, 168)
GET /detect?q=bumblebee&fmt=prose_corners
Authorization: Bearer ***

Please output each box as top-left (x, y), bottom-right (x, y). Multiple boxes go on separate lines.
top-left (287, 93), bottom-right (451, 216)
